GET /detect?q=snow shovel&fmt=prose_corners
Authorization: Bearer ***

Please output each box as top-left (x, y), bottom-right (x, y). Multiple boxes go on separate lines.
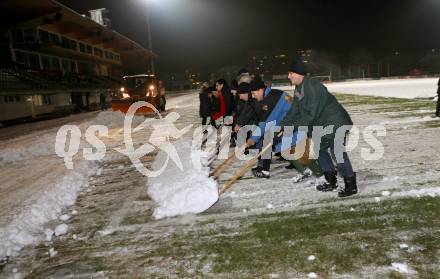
top-left (210, 130), bottom-right (284, 180)
top-left (210, 142), bottom-right (248, 179)
top-left (203, 140), bottom-right (274, 213)
top-left (218, 139), bottom-right (274, 195)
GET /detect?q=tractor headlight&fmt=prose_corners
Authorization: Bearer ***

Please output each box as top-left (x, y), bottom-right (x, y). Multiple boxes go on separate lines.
top-left (122, 92), bottom-right (130, 99)
top-left (149, 85), bottom-right (155, 91)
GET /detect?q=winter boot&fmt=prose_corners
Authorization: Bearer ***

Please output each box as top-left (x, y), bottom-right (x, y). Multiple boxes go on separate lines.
top-left (292, 168), bottom-right (312, 183)
top-left (251, 166), bottom-right (261, 173)
top-left (338, 173), bottom-right (358, 197)
top-left (285, 162), bottom-right (297, 170)
top-left (316, 171), bottom-right (338, 192)
top-left (252, 166), bottom-right (270, 178)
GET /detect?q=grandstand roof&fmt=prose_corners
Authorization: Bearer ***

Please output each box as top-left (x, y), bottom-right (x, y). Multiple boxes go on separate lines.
top-left (0, 0), bottom-right (157, 63)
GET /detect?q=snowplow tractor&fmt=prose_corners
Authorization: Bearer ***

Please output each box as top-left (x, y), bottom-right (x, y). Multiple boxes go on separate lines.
top-left (111, 74), bottom-right (163, 115)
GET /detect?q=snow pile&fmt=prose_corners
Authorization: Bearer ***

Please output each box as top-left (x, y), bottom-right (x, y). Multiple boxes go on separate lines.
top-left (49, 247), bottom-right (58, 258)
top-left (392, 187), bottom-right (440, 198)
top-left (399, 243), bottom-right (409, 250)
top-left (147, 139), bottom-right (219, 219)
top-left (0, 160), bottom-right (95, 260)
top-left (54, 224), bottom-right (69, 236)
top-left (390, 263), bottom-right (415, 274)
top-left (0, 132), bottom-right (57, 167)
top-left (0, 110), bottom-right (146, 167)
top-left (380, 116), bottom-right (437, 125)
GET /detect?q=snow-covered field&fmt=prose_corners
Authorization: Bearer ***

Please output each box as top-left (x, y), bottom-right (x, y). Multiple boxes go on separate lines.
top-left (0, 83), bottom-right (439, 278)
top-left (276, 77), bottom-right (439, 99)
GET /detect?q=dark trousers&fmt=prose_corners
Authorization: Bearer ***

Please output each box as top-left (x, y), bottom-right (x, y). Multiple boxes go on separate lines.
top-left (261, 159), bottom-right (271, 171)
top-left (258, 145), bottom-right (273, 171)
top-left (436, 94), bottom-right (440, 116)
top-left (318, 134), bottom-right (354, 178)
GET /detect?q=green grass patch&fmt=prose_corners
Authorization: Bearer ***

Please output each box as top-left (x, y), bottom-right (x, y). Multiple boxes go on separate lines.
top-left (368, 101), bottom-right (435, 114)
top-left (148, 197), bottom-right (440, 278)
top-left (332, 93), bottom-right (436, 118)
top-left (334, 93), bottom-right (412, 107)
top-left (420, 120), bottom-right (440, 129)
top-left (120, 211), bottom-right (154, 225)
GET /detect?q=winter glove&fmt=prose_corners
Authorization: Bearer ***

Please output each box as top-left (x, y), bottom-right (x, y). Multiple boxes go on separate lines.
top-left (246, 138), bottom-right (255, 147)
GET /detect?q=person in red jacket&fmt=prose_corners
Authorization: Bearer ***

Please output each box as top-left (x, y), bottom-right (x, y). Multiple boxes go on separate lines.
top-left (211, 85), bottom-right (226, 125)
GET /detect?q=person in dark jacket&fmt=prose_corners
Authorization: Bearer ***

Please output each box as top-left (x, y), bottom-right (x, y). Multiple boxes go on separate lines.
top-left (237, 68), bottom-right (252, 85)
top-left (281, 60), bottom-right (357, 197)
top-left (235, 83), bottom-right (253, 123)
top-left (436, 77), bottom-right (440, 117)
top-left (247, 79), bottom-right (297, 178)
top-left (232, 82), bottom-right (256, 153)
top-left (99, 91), bottom-right (107, 111)
top-left (229, 79), bottom-right (239, 147)
top-left (199, 82), bottom-right (211, 125)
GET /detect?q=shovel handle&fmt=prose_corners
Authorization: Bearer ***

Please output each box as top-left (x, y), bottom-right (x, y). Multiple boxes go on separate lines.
top-left (218, 132), bottom-right (282, 195)
top-left (211, 143), bottom-right (247, 179)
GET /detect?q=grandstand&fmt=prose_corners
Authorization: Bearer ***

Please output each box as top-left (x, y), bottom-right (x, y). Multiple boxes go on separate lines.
top-left (0, 0), bottom-right (155, 123)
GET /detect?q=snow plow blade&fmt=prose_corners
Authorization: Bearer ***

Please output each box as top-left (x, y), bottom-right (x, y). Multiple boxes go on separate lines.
top-left (111, 98), bottom-right (157, 115)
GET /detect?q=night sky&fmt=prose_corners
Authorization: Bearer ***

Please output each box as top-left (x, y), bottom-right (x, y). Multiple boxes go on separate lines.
top-left (58, 0), bottom-right (440, 76)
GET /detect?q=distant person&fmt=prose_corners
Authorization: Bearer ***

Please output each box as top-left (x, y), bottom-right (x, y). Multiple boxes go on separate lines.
top-left (157, 80), bottom-right (166, 112)
top-left (237, 68), bottom-right (252, 85)
top-left (199, 82), bottom-right (211, 125)
top-left (229, 79), bottom-right (239, 147)
top-left (436, 77), bottom-right (440, 117)
top-left (99, 91), bottom-right (107, 111)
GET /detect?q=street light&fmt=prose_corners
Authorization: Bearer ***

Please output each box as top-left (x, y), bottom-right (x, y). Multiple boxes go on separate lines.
top-left (145, 0), bottom-right (155, 75)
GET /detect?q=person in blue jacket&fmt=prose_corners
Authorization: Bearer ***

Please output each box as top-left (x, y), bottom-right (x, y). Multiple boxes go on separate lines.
top-left (243, 79), bottom-right (320, 179)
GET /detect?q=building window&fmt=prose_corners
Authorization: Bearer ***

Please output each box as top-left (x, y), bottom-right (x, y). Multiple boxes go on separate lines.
top-left (39, 29), bottom-right (50, 43)
top-left (70, 61), bottom-right (77, 73)
top-left (3, 95), bottom-right (22, 103)
top-left (50, 33), bottom-right (61, 46)
top-left (28, 53), bottom-right (40, 69)
top-left (12, 29), bottom-right (24, 43)
top-left (79, 43), bottom-right (86, 53)
top-left (23, 28), bottom-right (36, 43)
top-left (51, 57), bottom-right (61, 70)
top-left (69, 39), bottom-right (77, 51)
top-left (41, 55), bottom-right (51, 70)
top-left (77, 61), bottom-right (94, 75)
top-left (94, 47), bottom-right (103, 57)
top-left (86, 45), bottom-right (92, 54)
top-left (61, 59), bottom-right (71, 72)
top-left (61, 36), bottom-right (70, 49)
top-left (43, 95), bottom-right (51, 105)
top-left (15, 51), bottom-right (26, 65)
